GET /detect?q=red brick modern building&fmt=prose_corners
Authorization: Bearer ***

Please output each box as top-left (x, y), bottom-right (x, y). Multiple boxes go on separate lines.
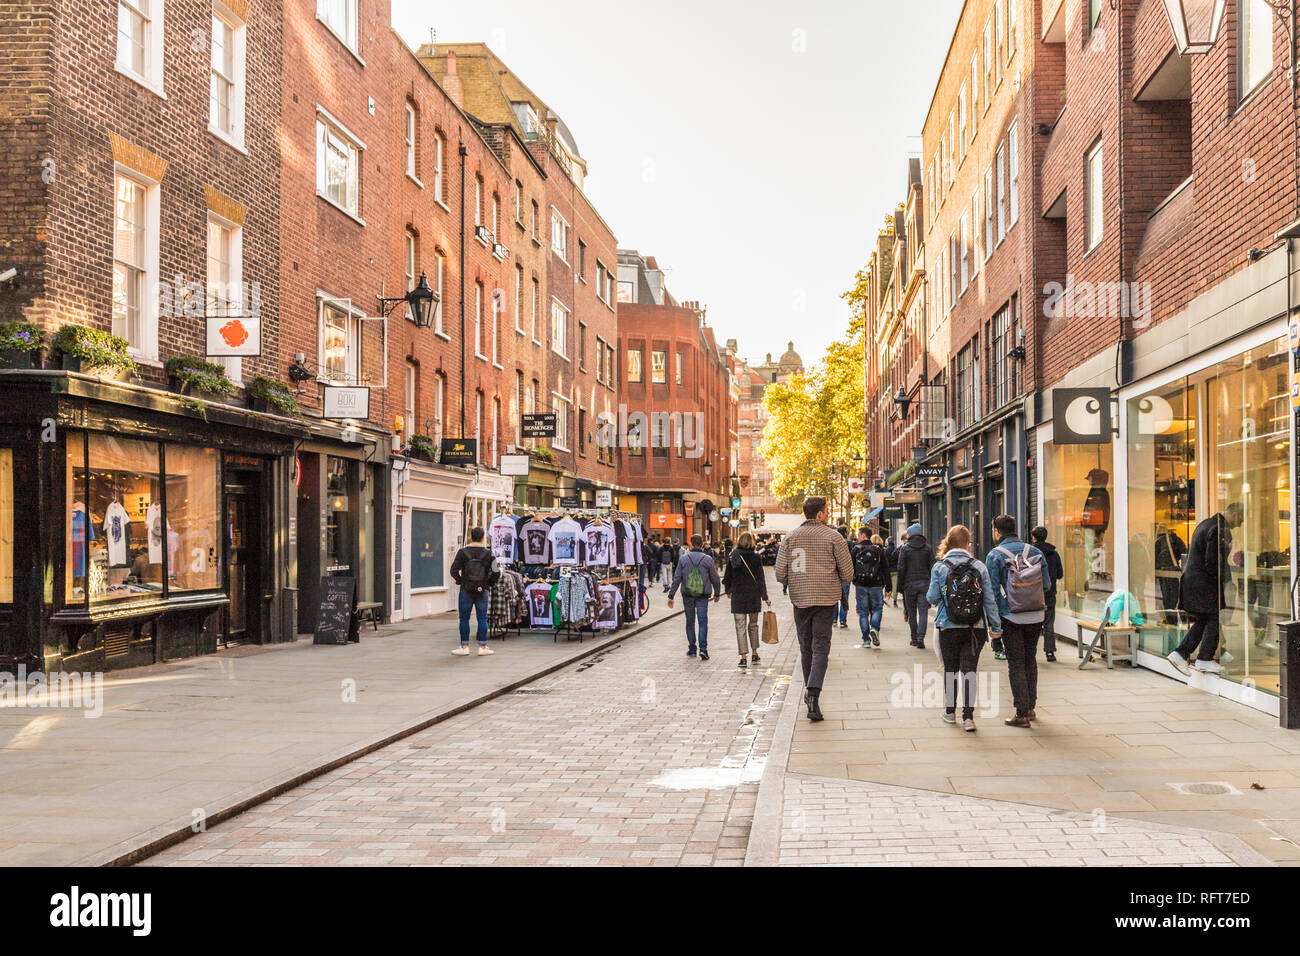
top-left (872, 0), bottom-right (1300, 713)
top-left (616, 250), bottom-right (736, 543)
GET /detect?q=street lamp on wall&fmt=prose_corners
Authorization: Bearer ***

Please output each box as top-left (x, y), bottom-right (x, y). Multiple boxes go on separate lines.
top-left (377, 272), bottom-right (439, 328)
top-left (1160, 0), bottom-right (1227, 55)
top-left (893, 387), bottom-right (912, 417)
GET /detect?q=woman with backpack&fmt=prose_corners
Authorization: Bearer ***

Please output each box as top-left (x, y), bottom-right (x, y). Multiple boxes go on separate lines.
top-left (925, 524), bottom-right (1001, 732)
top-left (723, 532), bottom-right (770, 668)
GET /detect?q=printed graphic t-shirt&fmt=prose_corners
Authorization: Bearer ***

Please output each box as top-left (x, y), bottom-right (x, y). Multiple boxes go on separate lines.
top-left (583, 522), bottom-right (614, 567)
top-left (526, 582), bottom-right (554, 627)
top-left (594, 585), bottom-right (622, 629)
top-left (518, 520), bottom-right (552, 565)
top-left (103, 501), bottom-right (131, 567)
top-left (488, 514), bottom-right (518, 562)
top-left (547, 518), bottom-right (584, 566)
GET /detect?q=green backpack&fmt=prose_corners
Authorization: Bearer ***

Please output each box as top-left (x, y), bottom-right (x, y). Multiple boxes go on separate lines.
top-left (682, 554), bottom-right (707, 598)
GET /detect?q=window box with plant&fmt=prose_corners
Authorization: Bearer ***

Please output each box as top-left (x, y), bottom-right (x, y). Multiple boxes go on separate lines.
top-left (531, 445), bottom-right (554, 463)
top-left (0, 322), bottom-right (46, 369)
top-left (165, 356), bottom-right (238, 401)
top-left (245, 375), bottom-right (302, 417)
top-left (51, 325), bottom-right (136, 380)
top-left (406, 434), bottom-right (438, 462)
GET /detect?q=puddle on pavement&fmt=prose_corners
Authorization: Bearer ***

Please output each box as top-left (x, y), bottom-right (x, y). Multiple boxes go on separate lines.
top-left (649, 759), bottom-right (767, 791)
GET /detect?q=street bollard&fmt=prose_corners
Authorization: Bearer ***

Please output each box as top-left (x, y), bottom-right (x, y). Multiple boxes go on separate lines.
top-left (1279, 620), bottom-right (1300, 729)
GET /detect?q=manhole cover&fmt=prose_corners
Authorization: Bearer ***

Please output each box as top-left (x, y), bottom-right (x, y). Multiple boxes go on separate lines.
top-left (588, 707), bottom-right (643, 715)
top-left (1169, 781), bottom-right (1240, 796)
top-left (514, 688), bottom-right (552, 695)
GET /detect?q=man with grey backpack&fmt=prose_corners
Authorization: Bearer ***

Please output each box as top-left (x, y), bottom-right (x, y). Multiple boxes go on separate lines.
top-left (985, 514), bottom-right (1046, 728)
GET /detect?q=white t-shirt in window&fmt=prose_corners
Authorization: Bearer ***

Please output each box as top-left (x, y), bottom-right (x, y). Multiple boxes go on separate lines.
top-left (103, 501), bottom-right (130, 567)
top-left (145, 503), bottom-right (164, 565)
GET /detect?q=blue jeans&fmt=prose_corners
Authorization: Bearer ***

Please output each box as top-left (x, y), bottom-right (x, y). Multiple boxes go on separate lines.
top-left (855, 585), bottom-right (884, 638)
top-left (458, 589), bottom-right (489, 645)
top-left (682, 595), bottom-right (710, 652)
top-left (837, 582), bottom-right (851, 625)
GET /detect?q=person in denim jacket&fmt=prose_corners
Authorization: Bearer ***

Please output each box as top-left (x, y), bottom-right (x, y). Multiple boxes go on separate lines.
top-left (927, 525), bottom-right (1001, 732)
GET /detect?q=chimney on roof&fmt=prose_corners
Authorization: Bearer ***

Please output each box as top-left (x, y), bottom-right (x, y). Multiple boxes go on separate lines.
top-left (443, 49), bottom-right (462, 108)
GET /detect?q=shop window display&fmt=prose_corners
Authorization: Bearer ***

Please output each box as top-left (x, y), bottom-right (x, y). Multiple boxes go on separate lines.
top-left (1041, 441), bottom-right (1114, 622)
top-left (165, 444), bottom-right (220, 592)
top-left (1126, 335), bottom-right (1290, 695)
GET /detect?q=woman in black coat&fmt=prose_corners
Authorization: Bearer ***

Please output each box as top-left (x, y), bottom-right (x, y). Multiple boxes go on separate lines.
top-left (1170, 505), bottom-right (1242, 672)
top-left (723, 532), bottom-right (770, 667)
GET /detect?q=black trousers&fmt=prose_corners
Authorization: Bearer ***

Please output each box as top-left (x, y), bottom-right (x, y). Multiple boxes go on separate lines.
top-left (1176, 612), bottom-right (1220, 662)
top-left (1002, 620), bottom-right (1042, 716)
top-left (793, 604), bottom-right (836, 693)
top-left (939, 628), bottom-right (986, 719)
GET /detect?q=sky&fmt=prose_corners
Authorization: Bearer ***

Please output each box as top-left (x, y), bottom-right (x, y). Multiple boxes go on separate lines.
top-left (393, 0), bottom-right (965, 369)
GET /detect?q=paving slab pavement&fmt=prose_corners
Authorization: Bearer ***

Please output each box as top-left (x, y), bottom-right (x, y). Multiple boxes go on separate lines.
top-left (0, 599), bottom-right (681, 866)
top-left (748, 594), bottom-right (1297, 865)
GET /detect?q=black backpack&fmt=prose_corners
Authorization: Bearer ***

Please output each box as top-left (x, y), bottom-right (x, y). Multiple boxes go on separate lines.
top-left (852, 544), bottom-right (885, 587)
top-left (460, 549), bottom-right (495, 595)
top-left (941, 557), bottom-right (985, 628)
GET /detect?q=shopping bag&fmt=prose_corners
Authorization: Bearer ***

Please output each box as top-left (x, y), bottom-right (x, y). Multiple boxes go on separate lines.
top-left (761, 609), bottom-right (779, 644)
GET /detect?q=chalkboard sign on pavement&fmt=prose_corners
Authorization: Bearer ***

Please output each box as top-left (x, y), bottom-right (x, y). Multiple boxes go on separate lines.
top-left (314, 576), bottom-right (358, 645)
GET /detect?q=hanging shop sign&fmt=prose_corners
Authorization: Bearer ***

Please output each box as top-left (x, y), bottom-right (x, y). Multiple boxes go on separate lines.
top-left (916, 464), bottom-right (947, 481)
top-left (1051, 387), bottom-right (1113, 444)
top-left (684, 502), bottom-right (696, 516)
top-left (649, 513), bottom-right (686, 529)
top-left (559, 495), bottom-right (582, 508)
top-left (323, 385), bottom-right (370, 420)
top-left (521, 413), bottom-right (557, 438)
top-left (848, 478), bottom-right (865, 493)
top-left (499, 454), bottom-right (530, 477)
top-left (205, 313), bottom-right (261, 357)
top-left (731, 497), bottom-right (742, 509)
top-left (439, 438), bottom-right (478, 466)
top-left (595, 489), bottom-right (613, 508)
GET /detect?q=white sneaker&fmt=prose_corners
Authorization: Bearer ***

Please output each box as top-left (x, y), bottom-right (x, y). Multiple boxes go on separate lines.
top-left (452, 646), bottom-right (470, 656)
top-left (1166, 651), bottom-right (1191, 675)
top-left (478, 645), bottom-right (495, 656)
top-left (1194, 659), bottom-right (1222, 674)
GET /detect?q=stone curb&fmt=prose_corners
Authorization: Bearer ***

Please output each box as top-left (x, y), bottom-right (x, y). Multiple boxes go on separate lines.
top-left (744, 643), bottom-right (804, 866)
top-left (86, 608), bottom-right (683, 867)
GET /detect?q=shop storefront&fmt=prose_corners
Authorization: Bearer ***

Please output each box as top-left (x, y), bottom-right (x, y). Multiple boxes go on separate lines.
top-left (513, 454), bottom-right (561, 510)
top-left (0, 372), bottom-right (302, 673)
top-left (391, 456), bottom-right (472, 621)
top-left (465, 467), bottom-right (514, 540)
top-left (1037, 320), bottom-right (1292, 714)
top-left (294, 428), bottom-right (390, 635)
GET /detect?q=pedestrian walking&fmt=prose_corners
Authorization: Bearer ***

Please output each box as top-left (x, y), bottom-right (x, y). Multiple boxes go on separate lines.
top-left (927, 525), bottom-right (1001, 732)
top-left (667, 534), bottom-right (722, 660)
top-left (449, 527), bottom-right (500, 656)
top-left (661, 537), bottom-right (678, 592)
top-left (835, 526), bottom-right (852, 628)
top-left (775, 496), bottom-right (854, 722)
top-left (645, 536), bottom-right (662, 586)
top-left (1030, 526), bottom-right (1064, 661)
top-left (849, 529), bottom-right (891, 647)
top-left (1167, 503), bottom-right (1243, 676)
top-left (896, 523), bottom-right (935, 648)
top-left (985, 515), bottom-right (1047, 728)
top-left (886, 536), bottom-right (900, 606)
top-left (722, 532), bottom-right (770, 667)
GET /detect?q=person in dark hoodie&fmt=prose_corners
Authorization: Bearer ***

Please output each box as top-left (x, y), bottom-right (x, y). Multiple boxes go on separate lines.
top-left (885, 536), bottom-right (900, 606)
top-left (1031, 526), bottom-right (1064, 661)
top-left (896, 522), bottom-right (936, 648)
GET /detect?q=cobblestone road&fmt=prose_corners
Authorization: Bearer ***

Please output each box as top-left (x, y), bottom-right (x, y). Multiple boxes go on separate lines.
top-left (152, 583), bottom-right (800, 866)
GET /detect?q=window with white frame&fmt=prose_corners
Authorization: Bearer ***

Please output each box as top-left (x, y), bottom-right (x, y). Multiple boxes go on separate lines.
top-left (209, 4), bottom-right (245, 147)
top-left (1086, 138), bottom-right (1104, 251)
top-left (317, 0), bottom-right (357, 52)
top-left (994, 0), bottom-right (1003, 83)
top-left (1240, 0), bottom-right (1274, 97)
top-left (514, 181), bottom-right (523, 222)
top-left (434, 374), bottom-right (445, 445)
top-left (969, 193), bottom-right (980, 279)
top-left (552, 395), bottom-right (570, 451)
top-left (982, 20), bottom-right (993, 103)
top-left (404, 229), bottom-right (416, 322)
top-left (112, 171), bottom-right (158, 359)
top-left (474, 177), bottom-right (483, 229)
top-left (116, 0), bottom-right (164, 93)
top-left (676, 352), bottom-right (683, 386)
top-left (403, 363), bottom-right (416, 444)
top-left (404, 103), bottom-right (417, 179)
top-left (1008, 121), bottom-right (1019, 227)
top-left (319, 296), bottom-right (359, 384)
top-left (970, 54), bottom-right (980, 131)
top-left (959, 212), bottom-right (969, 293)
top-left (433, 132), bottom-right (444, 201)
top-left (474, 281), bottom-right (486, 358)
top-left (551, 299), bottom-right (568, 357)
top-left (551, 209), bottom-right (569, 261)
top-left (491, 397), bottom-right (499, 467)
top-left (651, 349), bottom-right (667, 384)
top-left (491, 193), bottom-right (499, 238)
top-left (207, 214), bottom-right (243, 381)
top-left (316, 115), bottom-right (360, 216)
top-left (474, 392), bottom-right (482, 448)
top-left (515, 265), bottom-right (525, 333)
top-left (491, 285), bottom-right (500, 363)
top-left (1089, 0), bottom-right (1103, 33)
top-left (627, 348), bottom-right (642, 383)
top-left (1008, 0), bottom-right (1018, 58)
top-left (947, 115), bottom-right (955, 183)
top-left (983, 166), bottom-right (994, 259)
top-left (948, 231), bottom-right (958, 307)
top-left (515, 371), bottom-right (524, 444)
top-left (433, 249), bottom-right (445, 334)
top-left (995, 142), bottom-right (1006, 244)
top-left (531, 278), bottom-right (540, 341)
top-left (957, 83), bottom-right (967, 162)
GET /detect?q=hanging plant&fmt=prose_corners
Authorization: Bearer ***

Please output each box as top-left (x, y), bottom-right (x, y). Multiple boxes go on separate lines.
top-left (246, 375), bottom-right (302, 417)
top-left (406, 435), bottom-right (437, 462)
top-left (51, 324), bottom-right (136, 377)
top-left (165, 355), bottom-right (238, 398)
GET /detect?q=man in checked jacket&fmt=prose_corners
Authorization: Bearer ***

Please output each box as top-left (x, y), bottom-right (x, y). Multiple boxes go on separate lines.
top-left (776, 496), bottom-right (855, 722)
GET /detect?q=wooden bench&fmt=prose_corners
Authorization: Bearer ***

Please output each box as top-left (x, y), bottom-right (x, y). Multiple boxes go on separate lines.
top-left (354, 602), bottom-right (382, 632)
top-left (1076, 618), bottom-right (1137, 670)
